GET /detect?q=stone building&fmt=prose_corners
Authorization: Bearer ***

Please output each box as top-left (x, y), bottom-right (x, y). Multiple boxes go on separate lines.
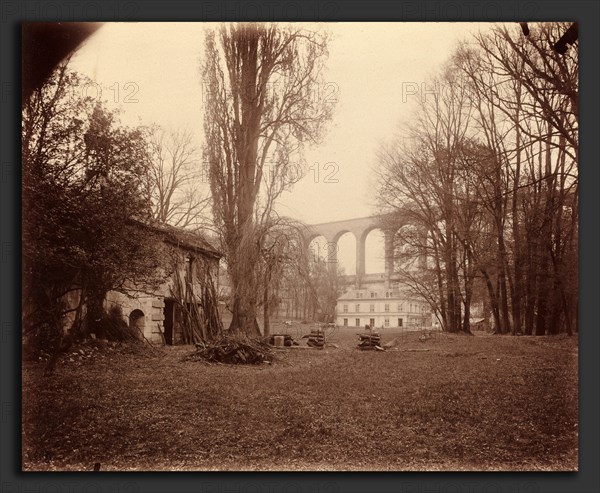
top-left (61, 222), bottom-right (222, 345)
top-left (106, 223), bottom-right (221, 344)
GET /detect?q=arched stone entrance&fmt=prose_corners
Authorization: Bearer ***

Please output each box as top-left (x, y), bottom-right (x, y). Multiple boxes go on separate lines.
top-left (129, 309), bottom-right (146, 338)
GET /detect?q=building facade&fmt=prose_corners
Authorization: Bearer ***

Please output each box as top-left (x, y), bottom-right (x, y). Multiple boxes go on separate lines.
top-left (336, 282), bottom-right (431, 329)
top-left (60, 222), bottom-right (222, 345)
top-left (107, 223), bottom-right (222, 344)
top-left (304, 217), bottom-right (433, 330)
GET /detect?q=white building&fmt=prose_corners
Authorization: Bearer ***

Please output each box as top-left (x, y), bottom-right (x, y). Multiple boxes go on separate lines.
top-left (336, 283), bottom-right (431, 329)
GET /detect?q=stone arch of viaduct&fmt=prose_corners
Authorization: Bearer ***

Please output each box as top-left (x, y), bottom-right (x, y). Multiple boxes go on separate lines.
top-left (302, 214), bottom-right (421, 288)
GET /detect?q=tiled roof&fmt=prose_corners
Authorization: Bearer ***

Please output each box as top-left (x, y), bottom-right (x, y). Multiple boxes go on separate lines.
top-left (130, 219), bottom-right (221, 258)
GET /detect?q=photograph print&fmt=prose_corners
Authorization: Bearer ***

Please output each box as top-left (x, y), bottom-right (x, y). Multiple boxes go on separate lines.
top-left (22, 21), bottom-right (578, 471)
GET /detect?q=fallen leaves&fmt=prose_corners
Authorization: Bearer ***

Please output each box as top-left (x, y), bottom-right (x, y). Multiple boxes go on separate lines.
top-left (22, 330), bottom-right (578, 471)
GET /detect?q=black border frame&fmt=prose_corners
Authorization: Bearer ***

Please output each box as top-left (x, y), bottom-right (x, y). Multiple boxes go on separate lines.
top-left (2, 1), bottom-right (599, 492)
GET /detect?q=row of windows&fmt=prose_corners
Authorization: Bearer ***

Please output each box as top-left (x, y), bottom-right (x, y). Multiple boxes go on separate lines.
top-left (342, 303), bottom-right (427, 313)
top-left (355, 291), bottom-right (395, 299)
top-left (343, 318), bottom-right (403, 327)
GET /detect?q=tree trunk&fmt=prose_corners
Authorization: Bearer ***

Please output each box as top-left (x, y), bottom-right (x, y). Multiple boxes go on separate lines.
top-left (535, 131), bottom-right (557, 336)
top-left (497, 243), bottom-right (511, 334)
top-left (445, 229), bottom-right (461, 333)
top-left (511, 95), bottom-right (524, 335)
top-left (86, 287), bottom-right (107, 338)
top-left (462, 245), bottom-right (473, 334)
top-left (432, 235), bottom-right (448, 331)
top-left (524, 226), bottom-right (538, 336)
top-left (482, 290), bottom-right (492, 332)
top-left (263, 269), bottom-right (271, 338)
top-left (482, 269), bottom-right (501, 334)
top-left (229, 291), bottom-right (261, 337)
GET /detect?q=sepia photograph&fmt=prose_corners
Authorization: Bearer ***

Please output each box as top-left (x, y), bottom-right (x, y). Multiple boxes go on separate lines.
top-left (22, 21), bottom-right (578, 471)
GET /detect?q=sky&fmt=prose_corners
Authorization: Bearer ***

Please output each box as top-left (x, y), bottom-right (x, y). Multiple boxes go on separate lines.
top-left (70, 22), bottom-right (493, 273)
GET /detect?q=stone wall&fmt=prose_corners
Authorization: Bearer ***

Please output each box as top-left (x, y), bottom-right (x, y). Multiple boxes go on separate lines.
top-left (56, 233), bottom-right (220, 344)
top-left (104, 291), bottom-right (166, 343)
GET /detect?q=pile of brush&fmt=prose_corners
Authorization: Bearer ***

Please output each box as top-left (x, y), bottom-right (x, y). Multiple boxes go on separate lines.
top-left (357, 332), bottom-right (384, 351)
top-left (186, 335), bottom-right (275, 364)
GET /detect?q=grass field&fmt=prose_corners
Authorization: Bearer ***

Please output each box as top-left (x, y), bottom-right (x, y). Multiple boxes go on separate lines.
top-left (22, 326), bottom-right (578, 471)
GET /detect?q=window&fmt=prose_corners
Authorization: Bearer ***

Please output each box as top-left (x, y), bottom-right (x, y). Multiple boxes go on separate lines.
top-left (397, 304), bottom-right (402, 312)
top-left (343, 304), bottom-right (348, 313)
top-left (370, 292), bottom-right (375, 298)
top-left (385, 304), bottom-right (389, 312)
top-left (185, 255), bottom-right (195, 279)
top-left (370, 318), bottom-right (375, 327)
top-left (355, 318), bottom-right (360, 327)
top-left (410, 304), bottom-right (412, 312)
top-left (386, 292), bottom-right (390, 298)
top-left (355, 304), bottom-right (360, 313)
top-left (398, 318), bottom-right (403, 327)
top-left (343, 318), bottom-right (348, 326)
top-left (370, 304), bottom-right (375, 312)
top-left (384, 319), bottom-right (390, 327)
top-left (356, 292), bottom-right (360, 298)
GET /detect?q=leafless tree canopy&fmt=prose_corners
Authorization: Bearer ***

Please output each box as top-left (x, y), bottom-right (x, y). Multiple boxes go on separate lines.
top-left (202, 23), bottom-right (335, 335)
top-left (378, 22), bottom-right (578, 336)
top-left (146, 126), bottom-right (210, 230)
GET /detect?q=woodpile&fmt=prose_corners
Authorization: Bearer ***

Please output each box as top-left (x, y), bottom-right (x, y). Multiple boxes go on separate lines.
top-left (267, 334), bottom-right (298, 347)
top-left (187, 335), bottom-right (274, 364)
top-left (304, 328), bottom-right (325, 348)
top-left (357, 332), bottom-right (384, 351)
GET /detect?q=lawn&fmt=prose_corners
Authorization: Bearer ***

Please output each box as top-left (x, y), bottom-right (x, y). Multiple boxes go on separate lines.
top-left (22, 327), bottom-right (578, 471)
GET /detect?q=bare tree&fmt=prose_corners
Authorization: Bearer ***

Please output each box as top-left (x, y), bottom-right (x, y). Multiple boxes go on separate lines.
top-left (202, 23), bottom-right (335, 336)
top-left (256, 218), bottom-right (306, 336)
top-left (378, 64), bottom-right (475, 334)
top-left (378, 23), bottom-right (578, 337)
top-left (455, 22), bottom-right (578, 335)
top-left (147, 126), bottom-right (210, 230)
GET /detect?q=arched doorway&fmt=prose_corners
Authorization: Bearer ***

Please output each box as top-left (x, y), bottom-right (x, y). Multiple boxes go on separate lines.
top-left (129, 309), bottom-right (145, 338)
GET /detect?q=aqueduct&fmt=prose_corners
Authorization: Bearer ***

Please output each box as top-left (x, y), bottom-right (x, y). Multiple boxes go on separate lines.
top-left (302, 214), bottom-right (422, 288)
